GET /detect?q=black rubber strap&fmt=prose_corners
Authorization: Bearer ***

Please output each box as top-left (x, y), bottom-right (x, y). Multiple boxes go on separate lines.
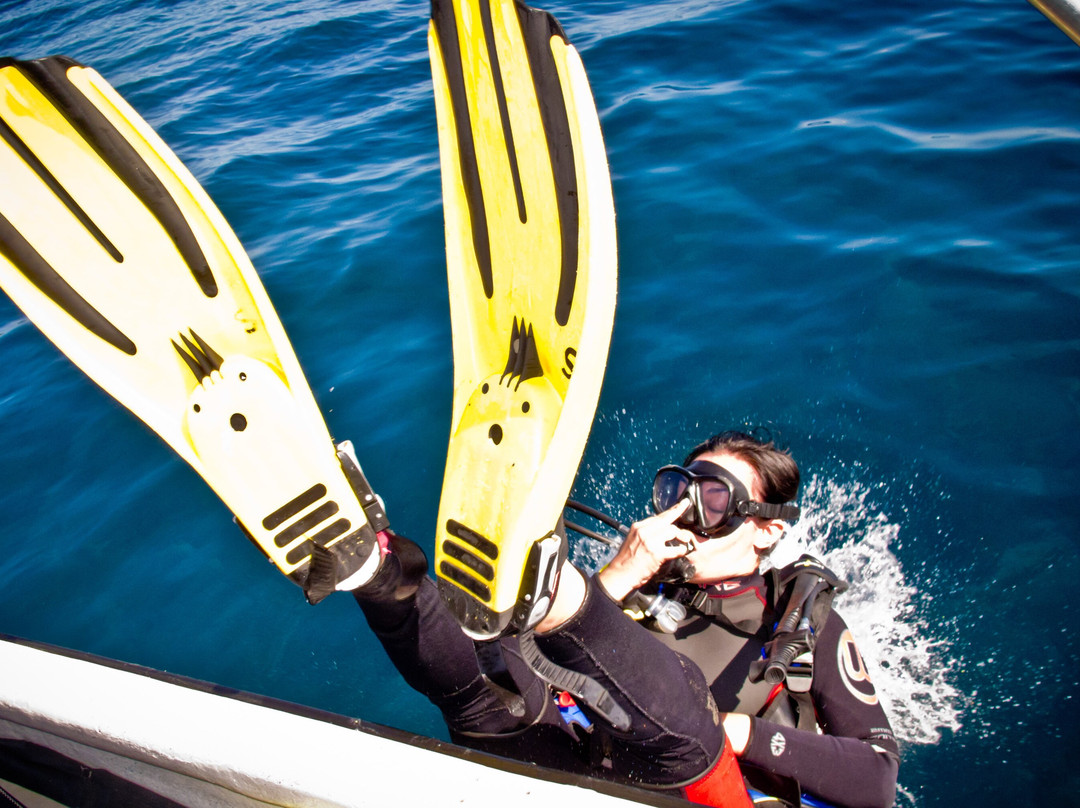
top-left (336, 444), bottom-right (389, 533)
top-left (518, 630), bottom-right (631, 732)
top-left (738, 501), bottom-right (800, 522)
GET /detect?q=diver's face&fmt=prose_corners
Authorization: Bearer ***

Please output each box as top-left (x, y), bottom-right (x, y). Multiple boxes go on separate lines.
top-left (683, 451), bottom-right (780, 582)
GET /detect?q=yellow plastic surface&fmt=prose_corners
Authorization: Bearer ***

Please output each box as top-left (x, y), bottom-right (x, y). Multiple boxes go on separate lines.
top-left (0, 61), bottom-right (378, 584)
top-left (429, 0), bottom-right (617, 637)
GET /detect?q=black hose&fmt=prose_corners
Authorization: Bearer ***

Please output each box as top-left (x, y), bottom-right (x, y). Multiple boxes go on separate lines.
top-left (763, 627), bottom-right (812, 684)
top-left (761, 574), bottom-right (829, 684)
top-left (776, 575), bottom-right (822, 634)
top-left (565, 499), bottom-right (631, 536)
top-left (563, 519), bottom-right (620, 548)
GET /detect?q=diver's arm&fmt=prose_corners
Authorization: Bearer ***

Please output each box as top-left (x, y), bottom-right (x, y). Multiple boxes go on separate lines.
top-left (736, 610), bottom-right (900, 808)
top-left (537, 501), bottom-right (693, 631)
top-left (737, 718), bottom-right (898, 808)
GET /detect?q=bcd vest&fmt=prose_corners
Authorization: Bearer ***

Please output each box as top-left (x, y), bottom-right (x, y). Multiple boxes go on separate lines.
top-left (632, 555), bottom-right (847, 731)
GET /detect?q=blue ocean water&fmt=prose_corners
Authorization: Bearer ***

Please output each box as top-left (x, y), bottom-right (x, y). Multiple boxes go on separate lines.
top-left (1, 0), bottom-right (1078, 805)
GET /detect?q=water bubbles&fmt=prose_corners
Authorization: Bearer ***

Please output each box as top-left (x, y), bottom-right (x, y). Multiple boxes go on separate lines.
top-left (774, 473), bottom-right (964, 747)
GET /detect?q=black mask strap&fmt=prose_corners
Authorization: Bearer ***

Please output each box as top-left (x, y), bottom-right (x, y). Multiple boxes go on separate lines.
top-left (737, 500), bottom-right (801, 522)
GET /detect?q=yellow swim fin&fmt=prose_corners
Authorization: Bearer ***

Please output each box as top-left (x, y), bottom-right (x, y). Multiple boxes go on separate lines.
top-left (0, 57), bottom-right (385, 602)
top-left (428, 0), bottom-right (617, 638)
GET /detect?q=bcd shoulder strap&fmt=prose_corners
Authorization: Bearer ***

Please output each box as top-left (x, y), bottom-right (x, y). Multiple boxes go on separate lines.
top-left (756, 555), bottom-right (849, 731)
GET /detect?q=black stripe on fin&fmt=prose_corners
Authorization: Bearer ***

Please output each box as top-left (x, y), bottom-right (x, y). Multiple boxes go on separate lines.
top-left (514, 2), bottom-right (580, 327)
top-left (188, 330), bottom-right (224, 371)
top-left (500, 317), bottom-right (543, 391)
top-left (286, 539), bottom-right (314, 567)
top-left (263, 484), bottom-right (328, 530)
top-left (0, 212), bottom-right (136, 355)
top-left (172, 329), bottom-right (224, 381)
top-left (312, 518), bottom-right (351, 546)
top-left (443, 540), bottom-right (495, 581)
top-left (273, 501), bottom-right (341, 548)
top-left (0, 115), bottom-right (123, 262)
top-left (8, 57), bottom-right (219, 298)
top-left (439, 560), bottom-right (492, 602)
top-left (478, 0), bottom-right (527, 224)
top-left (430, 0), bottom-right (494, 299)
top-left (446, 518), bottom-right (500, 560)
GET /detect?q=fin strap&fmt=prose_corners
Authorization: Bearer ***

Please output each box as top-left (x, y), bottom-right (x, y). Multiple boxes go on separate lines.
top-left (336, 441), bottom-right (389, 532)
top-left (303, 543), bottom-right (339, 605)
top-left (518, 630), bottom-right (630, 732)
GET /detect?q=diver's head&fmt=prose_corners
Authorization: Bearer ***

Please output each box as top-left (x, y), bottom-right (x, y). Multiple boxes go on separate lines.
top-left (651, 430), bottom-right (801, 581)
top-left (683, 430), bottom-right (800, 508)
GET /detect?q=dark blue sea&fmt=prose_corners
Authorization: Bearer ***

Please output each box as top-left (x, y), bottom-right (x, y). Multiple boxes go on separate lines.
top-left (2, 0), bottom-right (1078, 805)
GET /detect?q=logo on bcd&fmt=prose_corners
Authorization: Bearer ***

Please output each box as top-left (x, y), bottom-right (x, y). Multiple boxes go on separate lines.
top-left (837, 628), bottom-right (879, 706)
top-left (770, 731), bottom-right (786, 757)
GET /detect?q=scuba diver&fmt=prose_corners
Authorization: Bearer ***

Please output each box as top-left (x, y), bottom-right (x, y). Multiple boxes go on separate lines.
top-left (0, 14), bottom-right (892, 806)
top-left (351, 430), bottom-right (900, 808)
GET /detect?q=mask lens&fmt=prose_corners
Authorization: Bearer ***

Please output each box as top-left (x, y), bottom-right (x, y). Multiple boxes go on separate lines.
top-left (652, 468), bottom-right (690, 513)
top-left (698, 479), bottom-right (732, 530)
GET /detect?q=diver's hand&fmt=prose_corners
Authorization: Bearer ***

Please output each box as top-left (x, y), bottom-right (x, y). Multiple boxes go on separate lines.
top-left (597, 500), bottom-right (697, 601)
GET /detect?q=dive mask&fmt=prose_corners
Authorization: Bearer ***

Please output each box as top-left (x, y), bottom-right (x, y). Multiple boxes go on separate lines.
top-left (651, 459), bottom-right (800, 538)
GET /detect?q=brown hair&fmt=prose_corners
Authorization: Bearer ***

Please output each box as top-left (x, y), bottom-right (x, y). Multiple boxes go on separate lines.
top-left (683, 430), bottom-right (800, 504)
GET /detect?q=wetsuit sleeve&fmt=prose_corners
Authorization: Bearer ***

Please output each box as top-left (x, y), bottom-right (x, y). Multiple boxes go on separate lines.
top-left (739, 610), bottom-right (899, 808)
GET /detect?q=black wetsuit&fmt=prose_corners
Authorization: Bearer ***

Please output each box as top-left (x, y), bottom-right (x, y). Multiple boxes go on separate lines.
top-left (648, 574), bottom-right (899, 807)
top-left (355, 551), bottom-right (898, 807)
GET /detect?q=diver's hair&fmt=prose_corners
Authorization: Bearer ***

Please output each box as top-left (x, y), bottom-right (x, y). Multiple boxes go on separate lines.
top-left (683, 430), bottom-right (800, 504)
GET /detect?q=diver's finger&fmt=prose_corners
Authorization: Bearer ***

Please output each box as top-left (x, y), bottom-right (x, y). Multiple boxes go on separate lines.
top-left (656, 498), bottom-right (692, 523)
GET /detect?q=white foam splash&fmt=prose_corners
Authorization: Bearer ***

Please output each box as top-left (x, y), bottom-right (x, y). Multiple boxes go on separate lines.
top-left (772, 472), bottom-right (964, 747)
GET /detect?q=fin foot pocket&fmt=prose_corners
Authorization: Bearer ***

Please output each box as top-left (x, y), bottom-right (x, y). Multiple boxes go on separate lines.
top-left (303, 527), bottom-right (381, 605)
top-left (437, 527), bottom-right (565, 639)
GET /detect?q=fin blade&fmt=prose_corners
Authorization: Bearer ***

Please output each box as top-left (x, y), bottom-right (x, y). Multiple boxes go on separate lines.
top-left (0, 114), bottom-right (123, 262)
top-left (0, 211), bottom-right (136, 355)
top-left (7, 57), bottom-right (217, 297)
top-left (0, 56), bottom-right (384, 594)
top-left (430, 1), bottom-right (617, 638)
